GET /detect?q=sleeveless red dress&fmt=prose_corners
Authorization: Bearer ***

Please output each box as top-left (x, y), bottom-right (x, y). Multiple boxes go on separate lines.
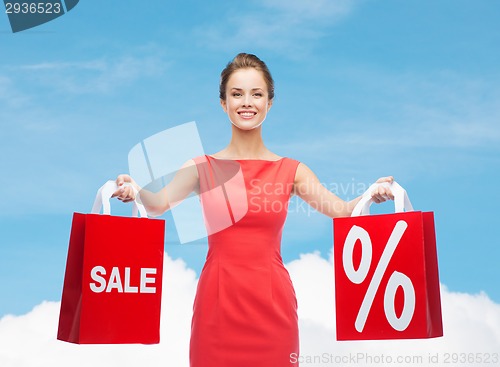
top-left (190, 155), bottom-right (300, 367)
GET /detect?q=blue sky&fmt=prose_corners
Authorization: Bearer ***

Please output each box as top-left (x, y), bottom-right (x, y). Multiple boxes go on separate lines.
top-left (0, 0), bottom-right (499, 318)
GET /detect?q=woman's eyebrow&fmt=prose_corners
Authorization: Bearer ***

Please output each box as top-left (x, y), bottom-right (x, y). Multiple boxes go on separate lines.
top-left (230, 87), bottom-right (264, 91)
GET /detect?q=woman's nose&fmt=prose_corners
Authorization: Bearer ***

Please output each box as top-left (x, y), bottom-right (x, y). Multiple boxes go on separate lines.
top-left (243, 94), bottom-right (252, 106)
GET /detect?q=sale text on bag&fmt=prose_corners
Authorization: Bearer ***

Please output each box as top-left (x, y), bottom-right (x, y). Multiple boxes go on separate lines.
top-left (90, 266), bottom-right (158, 294)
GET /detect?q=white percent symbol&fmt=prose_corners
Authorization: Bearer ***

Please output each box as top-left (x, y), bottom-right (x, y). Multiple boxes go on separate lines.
top-left (342, 220), bottom-right (416, 332)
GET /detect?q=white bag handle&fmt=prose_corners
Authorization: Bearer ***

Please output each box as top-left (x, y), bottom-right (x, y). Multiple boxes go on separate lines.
top-left (351, 181), bottom-right (414, 217)
top-left (91, 180), bottom-right (148, 218)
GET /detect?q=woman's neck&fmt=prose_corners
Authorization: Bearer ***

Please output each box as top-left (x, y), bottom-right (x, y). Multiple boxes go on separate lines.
top-left (216, 125), bottom-right (274, 159)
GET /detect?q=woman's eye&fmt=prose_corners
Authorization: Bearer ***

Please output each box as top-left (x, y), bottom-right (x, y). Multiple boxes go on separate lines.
top-left (232, 93), bottom-right (242, 97)
top-left (254, 93), bottom-right (263, 97)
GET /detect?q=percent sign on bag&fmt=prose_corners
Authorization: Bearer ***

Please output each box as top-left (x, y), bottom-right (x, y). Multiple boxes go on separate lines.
top-left (343, 220), bottom-right (414, 332)
top-left (334, 182), bottom-right (443, 340)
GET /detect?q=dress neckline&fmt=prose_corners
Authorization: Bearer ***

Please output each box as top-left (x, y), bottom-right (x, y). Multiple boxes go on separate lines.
top-left (207, 155), bottom-right (285, 163)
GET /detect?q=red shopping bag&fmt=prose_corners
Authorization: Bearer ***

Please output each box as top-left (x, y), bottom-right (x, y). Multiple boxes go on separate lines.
top-left (333, 182), bottom-right (443, 340)
top-left (57, 181), bottom-right (165, 344)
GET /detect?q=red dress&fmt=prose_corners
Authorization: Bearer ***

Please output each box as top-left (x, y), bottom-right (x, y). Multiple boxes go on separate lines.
top-left (190, 155), bottom-right (300, 367)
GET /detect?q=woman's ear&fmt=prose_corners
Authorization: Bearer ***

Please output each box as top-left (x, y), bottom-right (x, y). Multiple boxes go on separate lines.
top-left (267, 99), bottom-right (273, 112)
top-left (220, 99), bottom-right (227, 113)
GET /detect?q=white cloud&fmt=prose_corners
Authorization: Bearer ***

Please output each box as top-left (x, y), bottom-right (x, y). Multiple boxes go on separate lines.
top-left (194, 0), bottom-right (358, 55)
top-left (0, 253), bottom-right (197, 367)
top-left (268, 67), bottom-right (500, 181)
top-left (295, 68), bottom-right (500, 151)
top-left (258, 0), bottom-right (356, 21)
top-left (348, 69), bottom-right (500, 147)
top-left (18, 60), bottom-right (107, 72)
top-left (0, 75), bottom-right (28, 108)
top-left (5, 46), bottom-right (169, 95)
top-left (1, 251), bottom-right (499, 367)
top-left (0, 76), bottom-right (13, 102)
top-left (21, 56), bottom-right (167, 94)
top-left (288, 252), bottom-right (500, 366)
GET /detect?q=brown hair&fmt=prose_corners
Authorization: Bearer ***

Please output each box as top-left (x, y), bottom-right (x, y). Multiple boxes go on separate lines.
top-left (219, 53), bottom-right (275, 101)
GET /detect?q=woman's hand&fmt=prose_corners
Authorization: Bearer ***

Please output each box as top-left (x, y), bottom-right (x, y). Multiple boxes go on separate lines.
top-left (112, 174), bottom-right (140, 203)
top-left (371, 176), bottom-right (395, 203)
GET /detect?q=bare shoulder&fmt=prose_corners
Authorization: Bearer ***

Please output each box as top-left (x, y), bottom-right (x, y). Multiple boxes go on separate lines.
top-left (181, 158), bottom-right (197, 168)
top-left (292, 162), bottom-right (322, 196)
top-left (294, 162), bottom-right (319, 183)
top-left (174, 159), bottom-right (199, 180)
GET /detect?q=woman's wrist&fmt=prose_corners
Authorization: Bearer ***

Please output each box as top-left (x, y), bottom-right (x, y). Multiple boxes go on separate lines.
top-left (345, 196), bottom-right (363, 216)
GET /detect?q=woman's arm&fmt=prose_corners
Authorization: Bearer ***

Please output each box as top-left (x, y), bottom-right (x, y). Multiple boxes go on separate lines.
top-left (293, 162), bottom-right (394, 218)
top-left (113, 159), bottom-right (199, 217)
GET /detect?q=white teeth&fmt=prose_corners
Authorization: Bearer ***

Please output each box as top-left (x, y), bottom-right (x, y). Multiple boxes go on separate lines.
top-left (240, 112), bottom-right (255, 117)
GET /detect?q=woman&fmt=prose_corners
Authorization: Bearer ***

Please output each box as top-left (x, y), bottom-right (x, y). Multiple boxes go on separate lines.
top-left (114, 53), bottom-right (394, 366)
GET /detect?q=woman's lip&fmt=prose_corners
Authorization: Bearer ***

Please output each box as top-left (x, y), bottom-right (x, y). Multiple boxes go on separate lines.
top-left (238, 111), bottom-right (257, 119)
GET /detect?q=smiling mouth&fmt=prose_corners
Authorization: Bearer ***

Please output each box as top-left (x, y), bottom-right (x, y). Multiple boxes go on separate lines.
top-left (238, 112), bottom-right (257, 118)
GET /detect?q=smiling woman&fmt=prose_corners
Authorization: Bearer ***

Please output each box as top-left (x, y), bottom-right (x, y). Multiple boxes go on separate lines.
top-left (221, 68), bottom-right (272, 131)
top-left (113, 52), bottom-right (394, 367)
top-left (219, 54), bottom-right (274, 131)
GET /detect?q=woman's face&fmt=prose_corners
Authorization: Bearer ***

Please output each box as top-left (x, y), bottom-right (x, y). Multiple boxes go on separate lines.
top-left (221, 68), bottom-right (273, 130)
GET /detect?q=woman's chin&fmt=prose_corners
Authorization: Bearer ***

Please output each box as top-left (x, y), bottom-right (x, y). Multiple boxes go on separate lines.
top-left (229, 118), bottom-right (266, 131)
